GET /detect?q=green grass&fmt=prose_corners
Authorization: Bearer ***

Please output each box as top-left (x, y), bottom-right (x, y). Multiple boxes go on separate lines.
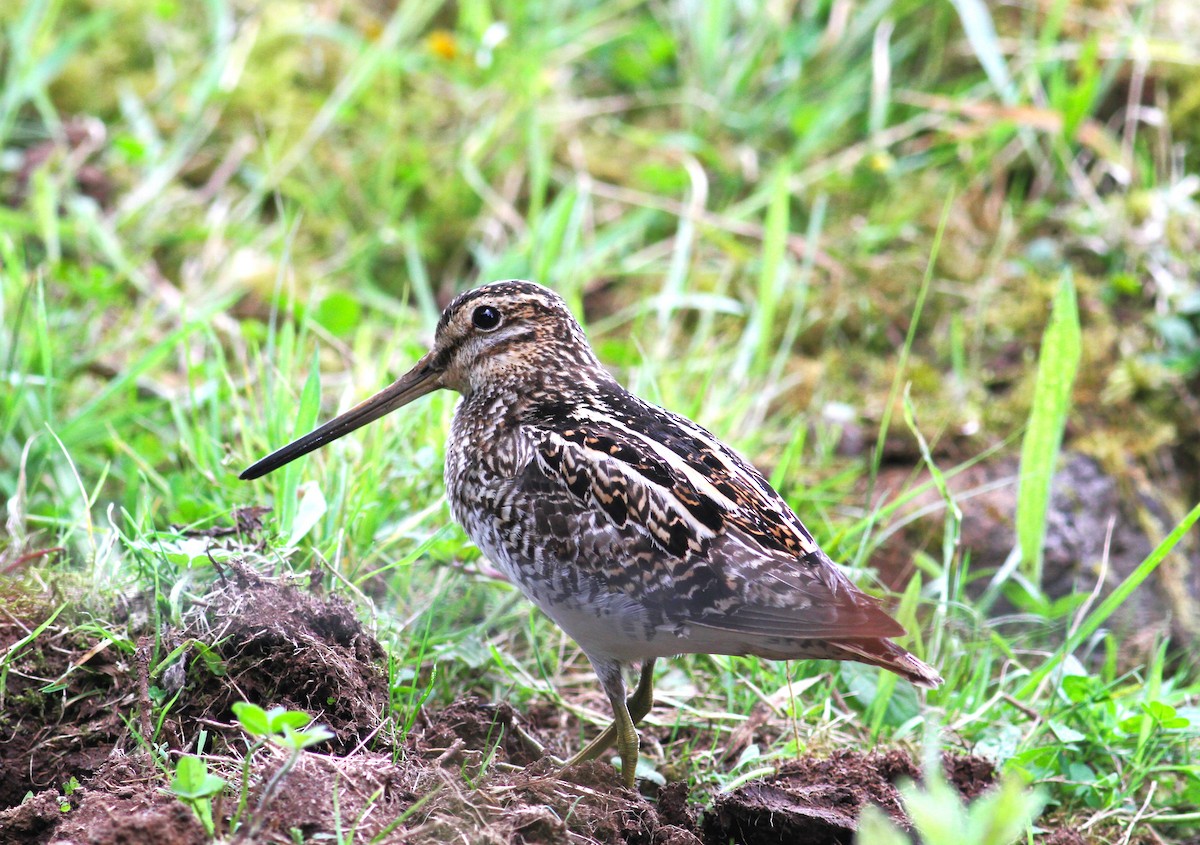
top-left (3, 0), bottom-right (1200, 841)
top-left (1016, 270), bottom-right (1080, 584)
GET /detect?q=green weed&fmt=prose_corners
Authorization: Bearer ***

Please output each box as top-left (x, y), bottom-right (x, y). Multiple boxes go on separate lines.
top-left (2, 0), bottom-right (1198, 840)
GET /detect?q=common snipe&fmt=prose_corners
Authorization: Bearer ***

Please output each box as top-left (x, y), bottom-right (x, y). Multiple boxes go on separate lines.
top-left (242, 280), bottom-right (941, 787)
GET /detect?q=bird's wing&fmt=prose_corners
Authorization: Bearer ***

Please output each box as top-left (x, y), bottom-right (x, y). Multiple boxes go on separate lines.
top-left (523, 394), bottom-right (904, 640)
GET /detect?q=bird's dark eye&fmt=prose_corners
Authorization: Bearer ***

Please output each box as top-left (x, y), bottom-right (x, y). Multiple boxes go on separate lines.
top-left (472, 305), bottom-right (502, 331)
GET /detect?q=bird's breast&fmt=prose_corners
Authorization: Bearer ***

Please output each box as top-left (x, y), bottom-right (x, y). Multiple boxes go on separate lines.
top-left (444, 401), bottom-right (540, 568)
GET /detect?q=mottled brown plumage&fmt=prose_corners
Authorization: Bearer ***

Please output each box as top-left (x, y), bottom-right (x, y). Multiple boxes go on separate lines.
top-left (242, 280), bottom-right (942, 787)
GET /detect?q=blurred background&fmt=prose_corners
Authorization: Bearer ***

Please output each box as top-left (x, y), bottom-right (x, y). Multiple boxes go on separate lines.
top-left (2, 0), bottom-right (1200, 838)
top-left (3, 0), bottom-right (1198, 641)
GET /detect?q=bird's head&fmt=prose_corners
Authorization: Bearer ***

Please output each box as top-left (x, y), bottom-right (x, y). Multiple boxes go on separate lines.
top-left (430, 281), bottom-right (603, 395)
top-left (240, 280), bottom-right (604, 479)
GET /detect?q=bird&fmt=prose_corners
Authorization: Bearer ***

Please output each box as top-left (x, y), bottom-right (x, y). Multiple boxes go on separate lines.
top-left (241, 280), bottom-right (942, 788)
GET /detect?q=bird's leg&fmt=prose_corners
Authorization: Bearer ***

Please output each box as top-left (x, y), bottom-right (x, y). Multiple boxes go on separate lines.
top-left (627, 657), bottom-right (657, 723)
top-left (563, 658), bottom-right (656, 787)
top-left (597, 658), bottom-right (639, 788)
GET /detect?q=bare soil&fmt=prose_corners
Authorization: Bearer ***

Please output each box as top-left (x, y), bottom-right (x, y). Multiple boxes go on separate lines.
top-left (0, 565), bottom-right (1082, 844)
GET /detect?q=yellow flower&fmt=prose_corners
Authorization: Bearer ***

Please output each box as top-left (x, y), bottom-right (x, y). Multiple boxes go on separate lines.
top-left (427, 30), bottom-right (458, 61)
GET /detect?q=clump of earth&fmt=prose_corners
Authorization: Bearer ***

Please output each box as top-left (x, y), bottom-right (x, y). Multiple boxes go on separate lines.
top-left (0, 564), bottom-right (1083, 844)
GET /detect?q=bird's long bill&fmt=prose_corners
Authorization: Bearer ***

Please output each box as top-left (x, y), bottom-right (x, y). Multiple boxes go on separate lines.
top-left (239, 352), bottom-right (441, 480)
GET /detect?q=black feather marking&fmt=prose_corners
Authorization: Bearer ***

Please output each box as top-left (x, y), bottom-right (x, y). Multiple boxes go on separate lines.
top-left (566, 468), bottom-right (591, 500)
top-left (682, 494), bottom-right (724, 532)
top-left (600, 492), bottom-right (629, 526)
top-left (665, 520), bottom-right (691, 557)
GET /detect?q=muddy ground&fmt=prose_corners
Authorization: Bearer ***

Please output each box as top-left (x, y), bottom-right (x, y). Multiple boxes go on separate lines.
top-left (1, 563), bottom-right (1086, 844)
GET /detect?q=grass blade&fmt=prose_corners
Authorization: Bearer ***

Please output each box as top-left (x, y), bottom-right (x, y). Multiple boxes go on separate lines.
top-left (1016, 272), bottom-right (1081, 583)
top-left (278, 348), bottom-right (322, 540)
top-left (1016, 498), bottom-right (1200, 699)
top-left (948, 0), bottom-right (1017, 104)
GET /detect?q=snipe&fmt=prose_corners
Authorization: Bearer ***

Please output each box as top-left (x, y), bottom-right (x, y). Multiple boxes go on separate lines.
top-left (242, 280), bottom-right (941, 787)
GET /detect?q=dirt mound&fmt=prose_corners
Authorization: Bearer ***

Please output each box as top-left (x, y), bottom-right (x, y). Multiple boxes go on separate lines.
top-left (703, 750), bottom-right (992, 844)
top-left (1, 568), bottom-right (1043, 844)
top-left (0, 588), bottom-right (133, 808)
top-left (413, 696), bottom-right (551, 770)
top-left (170, 560), bottom-right (390, 753)
top-left (241, 746), bottom-right (417, 842)
top-left (395, 695), bottom-right (696, 843)
top-left (0, 756), bottom-right (207, 845)
top-left (399, 757), bottom-right (698, 845)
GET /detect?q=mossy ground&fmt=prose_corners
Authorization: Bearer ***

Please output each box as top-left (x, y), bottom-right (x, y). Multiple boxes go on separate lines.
top-left (2, 1), bottom-right (1199, 842)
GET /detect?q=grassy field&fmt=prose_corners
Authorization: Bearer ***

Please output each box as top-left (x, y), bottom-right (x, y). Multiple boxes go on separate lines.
top-left (2, 0), bottom-right (1200, 842)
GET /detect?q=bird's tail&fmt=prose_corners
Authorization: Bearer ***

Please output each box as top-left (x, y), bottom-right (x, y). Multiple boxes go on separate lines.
top-left (831, 638), bottom-right (943, 688)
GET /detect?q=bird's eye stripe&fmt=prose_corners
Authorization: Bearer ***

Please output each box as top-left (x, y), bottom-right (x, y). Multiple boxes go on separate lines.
top-left (472, 305), bottom-right (502, 331)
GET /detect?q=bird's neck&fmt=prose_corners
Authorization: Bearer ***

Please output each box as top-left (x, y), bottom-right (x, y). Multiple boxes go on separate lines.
top-left (460, 366), bottom-right (620, 423)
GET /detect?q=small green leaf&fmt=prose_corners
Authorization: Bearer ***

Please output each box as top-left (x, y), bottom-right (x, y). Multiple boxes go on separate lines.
top-left (1144, 701), bottom-right (1179, 724)
top-left (1118, 711), bottom-right (1151, 734)
top-left (1060, 674), bottom-right (1097, 703)
top-left (312, 290), bottom-right (362, 337)
top-left (267, 707), bottom-right (314, 734)
top-left (633, 756), bottom-right (666, 787)
top-left (112, 134), bottom-right (148, 163)
top-left (1066, 761), bottom-right (1096, 784)
top-left (171, 756), bottom-right (226, 800)
top-left (232, 701), bottom-right (270, 736)
top-left (274, 722), bottom-right (335, 751)
top-left (192, 642), bottom-right (227, 677)
top-left (1047, 720), bottom-right (1087, 744)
